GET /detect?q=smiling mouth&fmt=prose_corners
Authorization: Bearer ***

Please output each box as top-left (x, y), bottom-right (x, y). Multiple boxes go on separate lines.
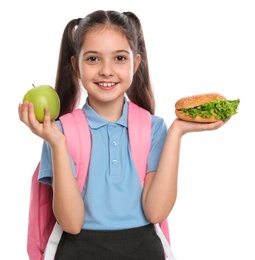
top-left (98, 82), bottom-right (116, 87)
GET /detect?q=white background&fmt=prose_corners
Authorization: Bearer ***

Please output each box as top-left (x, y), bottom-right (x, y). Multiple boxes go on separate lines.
top-left (1, 0), bottom-right (254, 259)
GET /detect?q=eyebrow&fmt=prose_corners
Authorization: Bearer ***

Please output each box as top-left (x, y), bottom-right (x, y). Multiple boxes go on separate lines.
top-left (83, 50), bottom-right (131, 56)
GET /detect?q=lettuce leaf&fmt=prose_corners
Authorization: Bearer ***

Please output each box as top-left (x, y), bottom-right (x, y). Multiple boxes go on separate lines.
top-left (181, 98), bottom-right (240, 120)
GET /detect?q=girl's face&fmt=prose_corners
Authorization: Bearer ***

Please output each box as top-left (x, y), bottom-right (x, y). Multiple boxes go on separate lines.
top-left (76, 27), bottom-right (141, 110)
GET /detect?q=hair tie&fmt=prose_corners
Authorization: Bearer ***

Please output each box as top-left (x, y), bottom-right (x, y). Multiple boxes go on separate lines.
top-left (76, 18), bottom-right (82, 26)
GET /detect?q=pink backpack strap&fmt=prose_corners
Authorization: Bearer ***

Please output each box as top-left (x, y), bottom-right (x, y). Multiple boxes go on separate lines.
top-left (60, 109), bottom-right (91, 192)
top-left (128, 102), bottom-right (151, 183)
top-left (43, 109), bottom-right (91, 259)
top-left (128, 102), bottom-right (174, 259)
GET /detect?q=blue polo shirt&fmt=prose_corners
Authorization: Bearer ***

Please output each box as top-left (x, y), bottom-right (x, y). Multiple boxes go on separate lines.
top-left (38, 98), bottom-right (168, 230)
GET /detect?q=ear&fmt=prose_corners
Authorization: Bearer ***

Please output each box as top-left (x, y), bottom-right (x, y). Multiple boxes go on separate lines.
top-left (71, 56), bottom-right (80, 78)
top-left (133, 54), bottom-right (141, 74)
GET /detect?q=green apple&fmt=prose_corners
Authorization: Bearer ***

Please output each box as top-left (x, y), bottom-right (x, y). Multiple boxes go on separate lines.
top-left (23, 84), bottom-right (60, 123)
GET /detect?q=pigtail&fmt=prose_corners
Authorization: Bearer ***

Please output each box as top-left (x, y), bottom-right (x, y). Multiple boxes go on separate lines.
top-left (55, 18), bottom-right (82, 118)
top-left (124, 12), bottom-right (155, 115)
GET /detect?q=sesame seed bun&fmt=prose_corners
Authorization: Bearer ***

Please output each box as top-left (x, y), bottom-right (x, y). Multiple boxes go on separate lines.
top-left (175, 93), bottom-right (226, 122)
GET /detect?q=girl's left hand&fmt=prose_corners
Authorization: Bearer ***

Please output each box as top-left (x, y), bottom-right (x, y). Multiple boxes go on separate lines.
top-left (172, 117), bottom-right (230, 136)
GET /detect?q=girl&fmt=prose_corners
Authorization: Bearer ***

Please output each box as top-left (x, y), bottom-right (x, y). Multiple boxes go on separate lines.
top-left (19, 10), bottom-right (228, 260)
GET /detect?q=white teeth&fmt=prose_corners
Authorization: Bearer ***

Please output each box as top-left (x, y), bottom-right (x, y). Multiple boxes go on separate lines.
top-left (98, 82), bottom-right (115, 87)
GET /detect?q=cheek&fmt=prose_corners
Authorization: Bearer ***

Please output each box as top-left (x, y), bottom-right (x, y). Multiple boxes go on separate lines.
top-left (120, 64), bottom-right (135, 79)
top-left (120, 71), bottom-right (134, 86)
top-left (79, 65), bottom-right (95, 81)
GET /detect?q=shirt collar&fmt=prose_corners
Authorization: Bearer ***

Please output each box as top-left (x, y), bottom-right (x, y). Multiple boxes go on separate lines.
top-left (82, 98), bottom-right (128, 129)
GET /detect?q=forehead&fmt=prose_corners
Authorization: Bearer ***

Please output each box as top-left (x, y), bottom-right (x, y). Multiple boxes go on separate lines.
top-left (84, 26), bottom-right (130, 48)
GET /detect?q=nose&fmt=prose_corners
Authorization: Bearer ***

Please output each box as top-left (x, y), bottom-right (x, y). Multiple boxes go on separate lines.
top-left (99, 61), bottom-right (113, 76)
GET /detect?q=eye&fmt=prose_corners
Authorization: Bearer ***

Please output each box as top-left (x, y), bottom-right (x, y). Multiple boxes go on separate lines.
top-left (115, 55), bottom-right (126, 61)
top-left (87, 56), bottom-right (99, 62)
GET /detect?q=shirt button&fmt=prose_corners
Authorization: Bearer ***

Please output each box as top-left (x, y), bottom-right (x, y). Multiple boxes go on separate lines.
top-left (109, 125), bottom-right (115, 130)
top-left (111, 140), bottom-right (117, 147)
top-left (112, 159), bottom-right (117, 165)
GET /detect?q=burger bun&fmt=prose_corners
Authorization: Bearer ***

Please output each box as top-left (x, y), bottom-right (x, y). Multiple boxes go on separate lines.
top-left (175, 93), bottom-right (226, 123)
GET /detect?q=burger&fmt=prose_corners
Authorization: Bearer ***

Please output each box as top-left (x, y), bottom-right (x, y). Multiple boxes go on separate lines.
top-left (175, 93), bottom-right (240, 122)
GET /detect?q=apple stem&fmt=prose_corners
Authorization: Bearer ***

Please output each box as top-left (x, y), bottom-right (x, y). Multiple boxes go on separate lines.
top-left (32, 84), bottom-right (35, 88)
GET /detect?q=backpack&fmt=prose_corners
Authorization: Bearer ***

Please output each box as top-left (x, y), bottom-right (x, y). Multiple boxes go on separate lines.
top-left (27, 101), bottom-right (176, 260)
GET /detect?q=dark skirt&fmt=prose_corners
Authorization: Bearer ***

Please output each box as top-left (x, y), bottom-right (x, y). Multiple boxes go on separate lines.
top-left (55, 223), bottom-right (165, 260)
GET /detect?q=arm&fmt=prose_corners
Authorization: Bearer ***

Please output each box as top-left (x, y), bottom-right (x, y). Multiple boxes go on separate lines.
top-left (19, 102), bottom-right (84, 234)
top-left (142, 117), bottom-right (228, 223)
top-left (51, 138), bottom-right (85, 234)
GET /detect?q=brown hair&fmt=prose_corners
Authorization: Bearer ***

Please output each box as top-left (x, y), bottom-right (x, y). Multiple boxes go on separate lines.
top-left (55, 10), bottom-right (155, 117)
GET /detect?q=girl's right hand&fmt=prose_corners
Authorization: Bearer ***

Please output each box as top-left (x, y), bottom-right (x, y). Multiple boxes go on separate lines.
top-left (18, 101), bottom-right (65, 147)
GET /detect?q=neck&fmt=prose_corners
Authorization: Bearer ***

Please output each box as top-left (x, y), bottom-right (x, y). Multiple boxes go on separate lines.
top-left (88, 97), bottom-right (125, 122)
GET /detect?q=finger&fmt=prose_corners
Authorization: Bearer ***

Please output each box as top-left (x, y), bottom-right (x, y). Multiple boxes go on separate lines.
top-left (27, 103), bottom-right (42, 131)
top-left (201, 120), bottom-right (227, 131)
top-left (43, 107), bottom-right (51, 125)
top-left (27, 102), bottom-right (38, 123)
top-left (18, 101), bottom-right (30, 125)
top-left (18, 103), bottom-right (23, 120)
